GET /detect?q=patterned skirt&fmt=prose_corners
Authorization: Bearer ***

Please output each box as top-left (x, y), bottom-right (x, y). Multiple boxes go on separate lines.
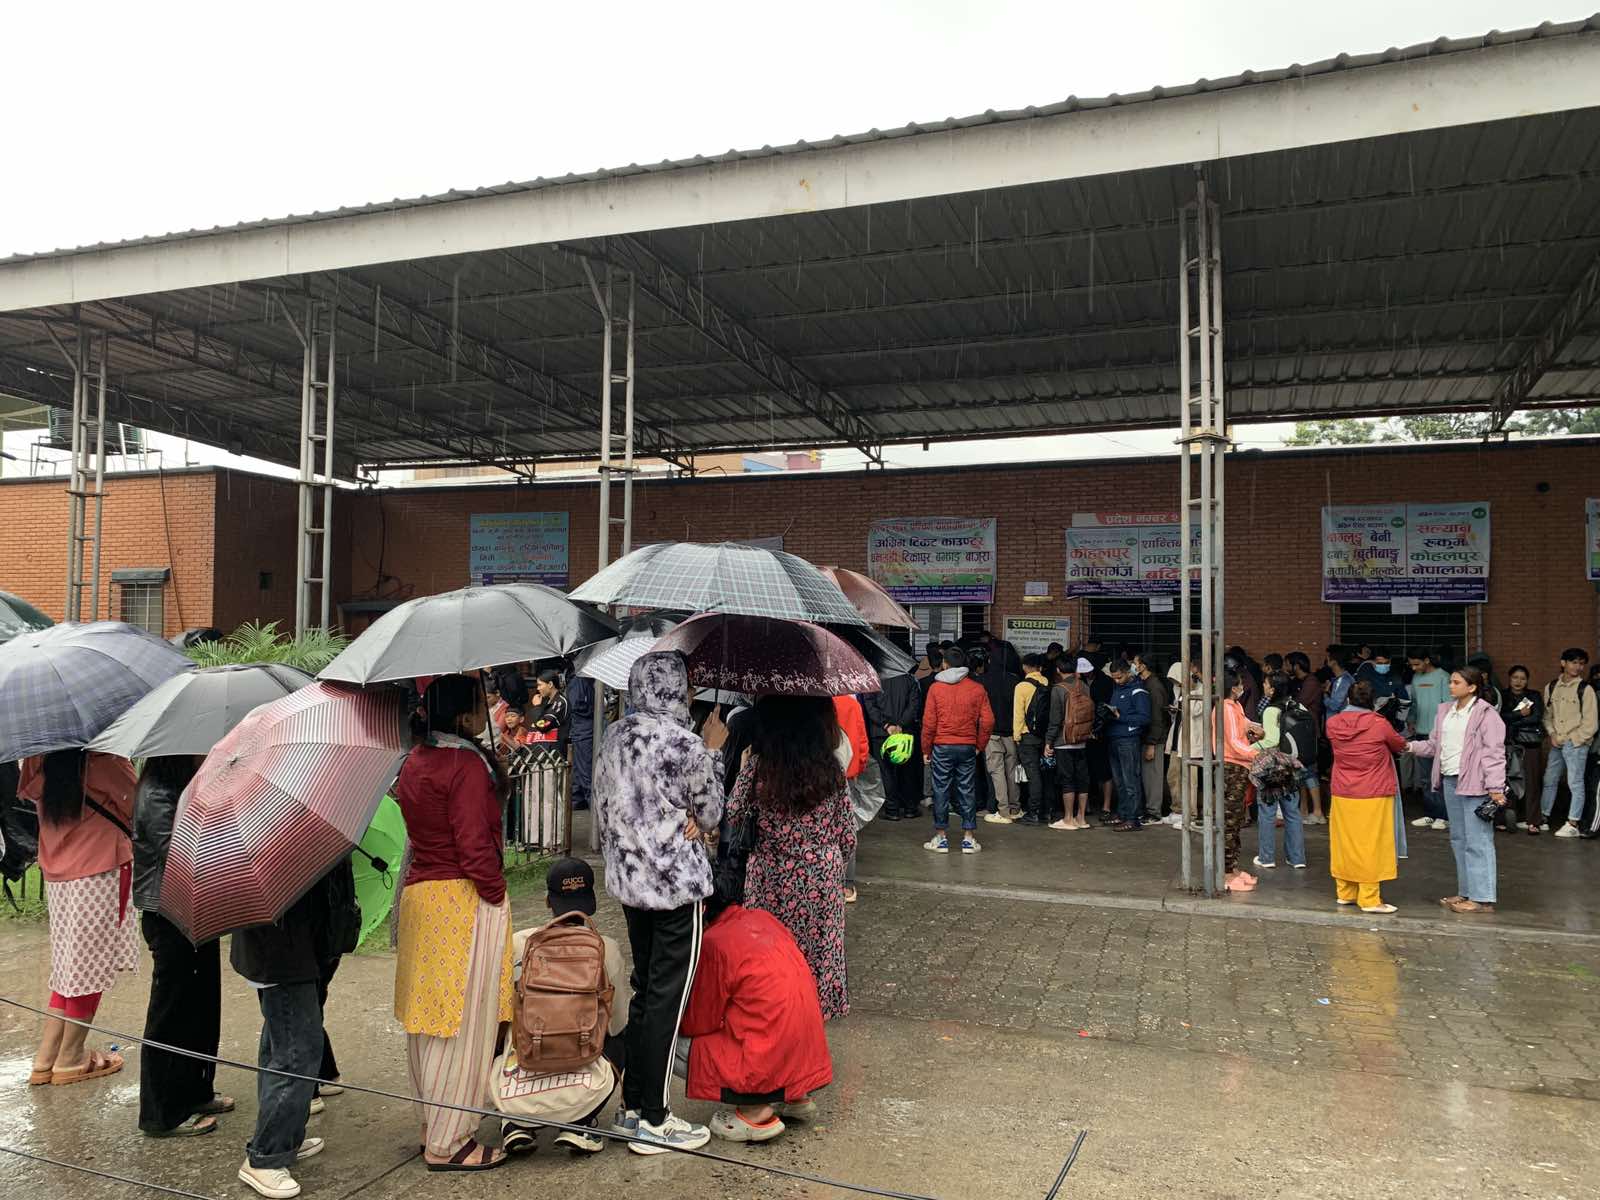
top-left (394, 878), bottom-right (513, 1037)
top-left (46, 866), bottom-right (138, 998)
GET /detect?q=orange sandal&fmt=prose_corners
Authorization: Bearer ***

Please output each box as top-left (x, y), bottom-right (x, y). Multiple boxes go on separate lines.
top-left (51, 1049), bottom-right (124, 1085)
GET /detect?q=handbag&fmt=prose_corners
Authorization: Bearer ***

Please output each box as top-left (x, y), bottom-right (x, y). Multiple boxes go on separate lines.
top-left (1473, 798), bottom-right (1501, 823)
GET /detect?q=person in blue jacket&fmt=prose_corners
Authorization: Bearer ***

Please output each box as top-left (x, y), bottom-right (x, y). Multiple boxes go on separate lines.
top-left (1105, 660), bottom-right (1152, 830)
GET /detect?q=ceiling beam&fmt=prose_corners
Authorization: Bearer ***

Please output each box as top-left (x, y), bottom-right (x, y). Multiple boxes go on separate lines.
top-left (1487, 248), bottom-right (1600, 430)
top-left (581, 237), bottom-right (883, 462)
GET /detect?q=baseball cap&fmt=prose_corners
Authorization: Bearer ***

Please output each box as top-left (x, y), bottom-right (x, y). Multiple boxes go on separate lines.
top-left (1075, 657), bottom-right (1094, 674)
top-left (546, 857), bottom-right (597, 917)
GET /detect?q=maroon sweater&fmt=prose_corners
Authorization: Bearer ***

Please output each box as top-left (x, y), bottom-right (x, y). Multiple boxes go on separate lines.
top-left (394, 741), bottom-right (506, 904)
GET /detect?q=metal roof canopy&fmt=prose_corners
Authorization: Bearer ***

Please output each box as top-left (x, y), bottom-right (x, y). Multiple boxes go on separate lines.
top-left (1, 19), bottom-right (1599, 474)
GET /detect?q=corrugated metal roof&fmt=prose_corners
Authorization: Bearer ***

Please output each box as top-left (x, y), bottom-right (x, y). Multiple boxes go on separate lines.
top-left (3, 15), bottom-right (1596, 266)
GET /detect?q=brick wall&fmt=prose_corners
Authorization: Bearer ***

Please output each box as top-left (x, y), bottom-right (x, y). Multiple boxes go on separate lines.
top-left (0, 469), bottom-right (217, 638)
top-left (345, 438), bottom-right (1600, 673)
top-left (4, 440), bottom-right (1596, 673)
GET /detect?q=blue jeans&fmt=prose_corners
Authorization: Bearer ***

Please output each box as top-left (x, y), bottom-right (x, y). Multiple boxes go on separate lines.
top-left (1109, 737), bottom-right (1143, 821)
top-left (248, 981), bottom-right (321, 1169)
top-left (1415, 755), bottom-right (1445, 819)
top-left (930, 744), bottom-right (978, 832)
top-left (1441, 776), bottom-right (1497, 903)
top-left (1255, 790), bottom-right (1306, 867)
top-left (1540, 742), bottom-right (1590, 824)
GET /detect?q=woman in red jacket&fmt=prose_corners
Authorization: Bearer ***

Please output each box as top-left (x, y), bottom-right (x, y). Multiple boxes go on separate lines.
top-left (1325, 679), bottom-right (1409, 914)
top-left (675, 878), bottom-right (831, 1143)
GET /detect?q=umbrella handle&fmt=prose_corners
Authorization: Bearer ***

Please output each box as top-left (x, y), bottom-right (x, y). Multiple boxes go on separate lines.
top-left (353, 846), bottom-right (390, 875)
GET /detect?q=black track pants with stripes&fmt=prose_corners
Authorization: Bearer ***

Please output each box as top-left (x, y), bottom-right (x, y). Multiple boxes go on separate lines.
top-left (621, 900), bottom-right (703, 1126)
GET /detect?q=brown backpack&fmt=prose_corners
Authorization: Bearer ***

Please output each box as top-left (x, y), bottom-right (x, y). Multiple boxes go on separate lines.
top-left (514, 913), bottom-right (615, 1074)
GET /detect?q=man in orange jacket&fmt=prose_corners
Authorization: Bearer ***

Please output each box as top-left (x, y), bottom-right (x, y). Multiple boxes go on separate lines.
top-left (919, 647), bottom-right (995, 854)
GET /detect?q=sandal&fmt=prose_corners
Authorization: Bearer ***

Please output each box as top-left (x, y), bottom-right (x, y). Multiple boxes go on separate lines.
top-left (1438, 895), bottom-right (1464, 908)
top-left (51, 1049), bottom-right (124, 1086)
top-left (28, 1065), bottom-right (53, 1087)
top-left (426, 1139), bottom-right (507, 1173)
top-left (1111, 820), bottom-right (1142, 832)
top-left (144, 1114), bottom-right (219, 1138)
top-left (195, 1094), bottom-right (236, 1115)
top-left (1447, 899), bottom-right (1494, 914)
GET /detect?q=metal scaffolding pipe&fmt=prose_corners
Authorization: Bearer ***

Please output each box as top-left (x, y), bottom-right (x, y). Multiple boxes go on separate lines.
top-left (89, 333), bottom-right (107, 621)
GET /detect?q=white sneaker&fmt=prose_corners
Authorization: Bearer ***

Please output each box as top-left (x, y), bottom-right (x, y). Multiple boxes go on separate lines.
top-left (307, 1097), bottom-right (325, 1116)
top-left (1411, 816), bottom-right (1434, 828)
top-left (961, 835), bottom-right (981, 854)
top-left (238, 1164), bottom-right (300, 1199)
top-left (631, 1113), bottom-right (711, 1155)
top-left (1163, 813), bottom-right (1185, 827)
top-left (554, 1128), bottom-right (605, 1154)
top-left (1515, 821), bottom-right (1531, 831)
top-left (296, 1138), bottom-right (324, 1161)
top-left (1251, 856), bottom-right (1277, 870)
top-left (1554, 822), bottom-right (1581, 839)
top-left (924, 834), bottom-right (949, 854)
top-left (1431, 818), bottom-right (1449, 830)
top-left (983, 812), bottom-right (1012, 825)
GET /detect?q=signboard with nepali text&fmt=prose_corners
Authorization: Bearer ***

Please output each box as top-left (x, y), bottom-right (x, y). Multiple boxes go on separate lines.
top-left (867, 517), bottom-right (996, 604)
top-left (469, 512), bottom-right (570, 586)
top-left (1004, 616), bottom-right (1073, 657)
top-left (1320, 503), bottom-right (1490, 602)
top-left (1588, 499), bottom-right (1600, 582)
top-left (1063, 511), bottom-right (1199, 596)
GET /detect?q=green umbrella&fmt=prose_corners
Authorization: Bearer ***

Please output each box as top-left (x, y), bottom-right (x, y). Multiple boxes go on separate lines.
top-left (0, 590), bottom-right (52, 645)
top-left (351, 794), bottom-right (406, 945)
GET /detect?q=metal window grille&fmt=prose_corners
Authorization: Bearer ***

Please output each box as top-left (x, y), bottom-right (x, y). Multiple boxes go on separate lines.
top-left (1085, 598), bottom-right (1182, 663)
top-left (118, 582), bottom-right (165, 636)
top-left (1334, 604), bottom-right (1474, 663)
top-left (505, 745), bottom-right (572, 857)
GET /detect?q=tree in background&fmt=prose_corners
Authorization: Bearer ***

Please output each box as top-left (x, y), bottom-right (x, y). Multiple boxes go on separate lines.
top-left (185, 620), bottom-right (348, 674)
top-left (1285, 408), bottom-right (1600, 446)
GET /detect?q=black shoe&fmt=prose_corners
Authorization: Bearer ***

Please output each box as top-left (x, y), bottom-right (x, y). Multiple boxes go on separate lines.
top-left (880, 810), bottom-right (902, 822)
top-left (1581, 829), bottom-right (1600, 840)
top-left (502, 1125), bottom-right (538, 1155)
top-left (1018, 816), bottom-right (1045, 826)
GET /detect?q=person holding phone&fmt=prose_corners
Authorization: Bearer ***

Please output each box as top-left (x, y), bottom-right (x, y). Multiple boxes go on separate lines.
top-left (1500, 666), bottom-right (1545, 834)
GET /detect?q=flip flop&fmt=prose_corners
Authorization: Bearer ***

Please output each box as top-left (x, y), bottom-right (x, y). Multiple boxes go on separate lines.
top-left (144, 1114), bottom-right (219, 1138)
top-left (1447, 899), bottom-right (1494, 914)
top-left (195, 1094), bottom-right (236, 1115)
top-left (51, 1049), bottom-right (124, 1086)
top-left (425, 1139), bottom-right (507, 1173)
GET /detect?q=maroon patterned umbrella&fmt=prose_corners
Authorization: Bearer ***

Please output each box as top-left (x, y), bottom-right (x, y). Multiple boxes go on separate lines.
top-left (159, 681), bottom-right (411, 945)
top-left (653, 613), bottom-right (880, 698)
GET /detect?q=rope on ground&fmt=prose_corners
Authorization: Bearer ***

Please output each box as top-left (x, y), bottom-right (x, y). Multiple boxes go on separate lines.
top-left (2, 993), bottom-right (1039, 1200)
top-left (1042, 1130), bottom-right (1087, 1200)
top-left (0, 1144), bottom-right (225, 1200)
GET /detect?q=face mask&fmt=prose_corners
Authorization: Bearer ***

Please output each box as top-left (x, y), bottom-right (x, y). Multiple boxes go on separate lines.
top-left (1373, 663), bottom-right (1391, 675)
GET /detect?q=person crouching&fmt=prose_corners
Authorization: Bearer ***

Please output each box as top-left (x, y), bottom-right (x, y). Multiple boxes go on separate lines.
top-left (494, 859), bottom-right (629, 1157)
top-left (672, 873), bottom-right (832, 1143)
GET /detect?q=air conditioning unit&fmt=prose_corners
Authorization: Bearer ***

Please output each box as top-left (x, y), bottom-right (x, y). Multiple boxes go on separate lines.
top-left (45, 409), bottom-right (146, 455)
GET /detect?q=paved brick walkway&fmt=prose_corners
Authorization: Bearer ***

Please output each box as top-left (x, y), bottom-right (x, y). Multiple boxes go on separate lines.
top-left (844, 880), bottom-right (1600, 1101)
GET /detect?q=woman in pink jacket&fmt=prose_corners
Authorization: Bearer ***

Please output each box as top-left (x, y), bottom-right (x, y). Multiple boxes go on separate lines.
top-left (1405, 666), bottom-right (1507, 915)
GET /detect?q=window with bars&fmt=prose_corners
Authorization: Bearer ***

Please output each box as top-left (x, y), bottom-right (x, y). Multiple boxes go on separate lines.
top-left (1334, 604), bottom-right (1474, 663)
top-left (1085, 598), bottom-right (1182, 663)
top-left (118, 582), bottom-right (165, 636)
top-left (908, 604), bottom-right (989, 652)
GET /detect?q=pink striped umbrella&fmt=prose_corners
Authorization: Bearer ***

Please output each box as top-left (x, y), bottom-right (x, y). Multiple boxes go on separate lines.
top-left (159, 681), bottom-right (411, 945)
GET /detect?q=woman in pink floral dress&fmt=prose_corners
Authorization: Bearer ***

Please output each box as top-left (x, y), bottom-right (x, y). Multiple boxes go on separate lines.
top-left (725, 696), bottom-right (856, 1019)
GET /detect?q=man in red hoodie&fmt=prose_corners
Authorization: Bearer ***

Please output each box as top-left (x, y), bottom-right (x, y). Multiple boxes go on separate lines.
top-left (919, 646), bottom-right (995, 854)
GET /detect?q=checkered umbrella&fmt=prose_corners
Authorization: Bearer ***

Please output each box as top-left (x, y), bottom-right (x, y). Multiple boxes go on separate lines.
top-left (0, 590), bottom-right (53, 645)
top-left (159, 681), bottom-right (411, 945)
top-left (0, 621), bottom-right (195, 763)
top-left (570, 542), bottom-right (868, 627)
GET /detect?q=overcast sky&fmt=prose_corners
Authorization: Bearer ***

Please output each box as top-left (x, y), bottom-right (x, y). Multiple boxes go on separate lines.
top-left (2, 1), bottom-right (1585, 476)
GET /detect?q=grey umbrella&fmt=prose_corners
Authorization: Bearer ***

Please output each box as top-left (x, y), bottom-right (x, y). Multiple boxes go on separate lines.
top-left (0, 621), bottom-right (195, 762)
top-left (569, 542), bottom-right (868, 627)
top-left (319, 583), bottom-right (616, 685)
top-left (86, 662), bottom-right (313, 760)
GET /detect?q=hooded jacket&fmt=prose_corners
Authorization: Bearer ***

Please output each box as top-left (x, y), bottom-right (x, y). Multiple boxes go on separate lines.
top-left (920, 666), bottom-right (995, 756)
top-left (1408, 698), bottom-right (1507, 795)
top-left (596, 652), bottom-right (725, 911)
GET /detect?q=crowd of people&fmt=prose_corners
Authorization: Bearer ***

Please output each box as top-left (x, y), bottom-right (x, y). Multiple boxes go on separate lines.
top-left (14, 625), bottom-right (1598, 1197)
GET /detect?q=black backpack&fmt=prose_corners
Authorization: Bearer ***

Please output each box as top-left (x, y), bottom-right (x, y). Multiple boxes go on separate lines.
top-left (0, 762), bottom-right (39, 909)
top-left (1022, 679), bottom-right (1052, 740)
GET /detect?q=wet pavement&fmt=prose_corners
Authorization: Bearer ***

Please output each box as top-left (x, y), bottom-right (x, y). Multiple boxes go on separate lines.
top-left (3, 815), bottom-right (1598, 1200)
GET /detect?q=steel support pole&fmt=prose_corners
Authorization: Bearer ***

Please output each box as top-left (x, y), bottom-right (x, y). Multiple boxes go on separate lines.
top-left (1178, 212), bottom-right (1193, 893)
top-left (597, 267), bottom-right (614, 576)
top-left (321, 313), bottom-right (336, 630)
top-left (1208, 195), bottom-right (1228, 897)
top-left (63, 328), bottom-right (85, 620)
top-left (295, 300), bottom-right (313, 635)
top-left (88, 333), bottom-right (108, 621)
top-left (621, 276), bottom-right (637, 557)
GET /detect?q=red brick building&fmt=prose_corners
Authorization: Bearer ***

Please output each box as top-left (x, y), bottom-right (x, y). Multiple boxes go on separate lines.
top-left (3, 438), bottom-right (1597, 675)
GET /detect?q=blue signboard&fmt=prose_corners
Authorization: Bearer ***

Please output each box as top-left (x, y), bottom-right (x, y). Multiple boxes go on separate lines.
top-left (469, 512), bottom-right (570, 586)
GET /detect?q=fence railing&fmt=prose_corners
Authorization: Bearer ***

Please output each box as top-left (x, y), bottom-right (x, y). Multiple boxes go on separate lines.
top-left (504, 745), bottom-right (572, 859)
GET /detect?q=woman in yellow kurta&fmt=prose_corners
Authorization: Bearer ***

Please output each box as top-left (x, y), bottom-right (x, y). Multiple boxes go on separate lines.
top-left (1324, 679), bottom-right (1409, 914)
top-left (394, 675), bottom-right (514, 1173)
